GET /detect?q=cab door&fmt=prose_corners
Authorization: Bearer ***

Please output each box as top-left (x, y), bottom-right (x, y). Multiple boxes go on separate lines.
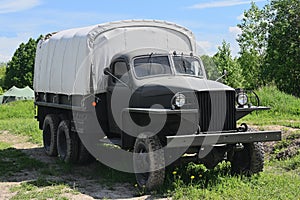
top-left (106, 59), bottom-right (132, 136)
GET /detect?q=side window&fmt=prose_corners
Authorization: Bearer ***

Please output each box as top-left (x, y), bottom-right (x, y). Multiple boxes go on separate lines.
top-left (112, 61), bottom-right (129, 84)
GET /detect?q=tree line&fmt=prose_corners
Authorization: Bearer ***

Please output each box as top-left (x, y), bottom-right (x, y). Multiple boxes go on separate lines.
top-left (0, 63), bottom-right (6, 94)
top-left (1, 37), bottom-right (39, 91)
top-left (204, 0), bottom-right (299, 97)
top-left (1, 0), bottom-right (299, 96)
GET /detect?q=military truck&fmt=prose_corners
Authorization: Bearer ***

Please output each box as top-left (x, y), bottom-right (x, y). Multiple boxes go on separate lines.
top-left (34, 20), bottom-right (281, 189)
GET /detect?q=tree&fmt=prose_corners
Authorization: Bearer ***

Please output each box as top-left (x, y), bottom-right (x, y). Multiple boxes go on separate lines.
top-left (237, 2), bottom-right (270, 55)
top-left (213, 41), bottom-right (244, 88)
top-left (237, 0), bottom-right (300, 96)
top-left (265, 0), bottom-right (300, 96)
top-left (0, 63), bottom-right (6, 93)
top-left (237, 2), bottom-right (270, 88)
top-left (4, 38), bottom-right (38, 89)
top-left (237, 50), bottom-right (262, 89)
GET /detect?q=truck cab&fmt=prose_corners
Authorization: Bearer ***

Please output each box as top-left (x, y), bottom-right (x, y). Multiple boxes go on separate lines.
top-left (105, 49), bottom-right (210, 137)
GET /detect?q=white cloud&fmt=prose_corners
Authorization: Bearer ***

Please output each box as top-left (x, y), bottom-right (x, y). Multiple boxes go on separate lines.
top-left (0, 0), bottom-right (41, 14)
top-left (189, 0), bottom-right (265, 9)
top-left (229, 26), bottom-right (242, 36)
top-left (0, 54), bottom-right (10, 63)
top-left (0, 7), bottom-right (134, 62)
top-left (197, 41), bottom-right (213, 49)
top-left (197, 41), bottom-right (215, 56)
top-left (0, 8), bottom-right (133, 62)
top-left (0, 33), bottom-right (32, 62)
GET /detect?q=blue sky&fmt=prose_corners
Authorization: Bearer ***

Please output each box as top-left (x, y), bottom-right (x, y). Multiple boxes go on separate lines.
top-left (0, 0), bottom-right (267, 62)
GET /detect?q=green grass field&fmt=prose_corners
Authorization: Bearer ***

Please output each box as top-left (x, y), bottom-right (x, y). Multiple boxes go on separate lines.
top-left (0, 100), bottom-right (42, 144)
top-left (241, 86), bottom-right (300, 128)
top-left (0, 86), bottom-right (299, 199)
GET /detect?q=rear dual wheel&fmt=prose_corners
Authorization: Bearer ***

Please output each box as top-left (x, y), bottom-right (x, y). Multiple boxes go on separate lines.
top-left (42, 114), bottom-right (93, 164)
top-left (56, 120), bottom-right (94, 164)
top-left (57, 120), bottom-right (78, 163)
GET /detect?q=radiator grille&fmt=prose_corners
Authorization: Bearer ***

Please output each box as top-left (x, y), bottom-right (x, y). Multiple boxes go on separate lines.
top-left (198, 91), bottom-right (236, 132)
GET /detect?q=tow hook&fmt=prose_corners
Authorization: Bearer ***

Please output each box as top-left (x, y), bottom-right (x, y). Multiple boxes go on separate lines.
top-left (234, 143), bottom-right (244, 152)
top-left (237, 123), bottom-right (248, 132)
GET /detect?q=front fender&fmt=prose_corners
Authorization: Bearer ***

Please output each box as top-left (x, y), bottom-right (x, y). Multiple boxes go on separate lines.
top-left (121, 108), bottom-right (199, 149)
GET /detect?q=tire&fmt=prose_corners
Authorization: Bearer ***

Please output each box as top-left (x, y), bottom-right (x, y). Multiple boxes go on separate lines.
top-left (231, 142), bottom-right (264, 175)
top-left (133, 133), bottom-right (165, 190)
top-left (77, 138), bottom-right (94, 164)
top-left (42, 114), bottom-right (59, 156)
top-left (57, 120), bottom-right (79, 163)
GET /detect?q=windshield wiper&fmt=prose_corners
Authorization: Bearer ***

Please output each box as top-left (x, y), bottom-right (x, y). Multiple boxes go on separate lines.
top-left (181, 54), bottom-right (187, 73)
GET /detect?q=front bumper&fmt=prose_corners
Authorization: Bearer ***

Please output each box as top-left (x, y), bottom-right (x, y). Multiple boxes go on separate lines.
top-left (166, 130), bottom-right (282, 148)
top-left (122, 108), bottom-right (282, 148)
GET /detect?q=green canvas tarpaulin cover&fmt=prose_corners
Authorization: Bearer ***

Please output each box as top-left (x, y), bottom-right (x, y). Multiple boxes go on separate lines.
top-left (1, 86), bottom-right (34, 104)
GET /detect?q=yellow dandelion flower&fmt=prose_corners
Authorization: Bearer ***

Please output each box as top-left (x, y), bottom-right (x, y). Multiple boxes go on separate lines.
top-left (199, 174), bottom-right (202, 178)
top-left (172, 171), bottom-right (177, 175)
top-left (134, 184), bottom-right (138, 187)
top-left (190, 175), bottom-right (195, 180)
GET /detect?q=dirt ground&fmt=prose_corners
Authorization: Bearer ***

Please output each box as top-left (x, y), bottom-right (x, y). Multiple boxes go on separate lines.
top-left (0, 131), bottom-right (169, 200)
top-left (252, 125), bottom-right (300, 159)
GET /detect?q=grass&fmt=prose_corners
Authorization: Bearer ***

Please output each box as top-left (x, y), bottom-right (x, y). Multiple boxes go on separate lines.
top-left (240, 86), bottom-right (300, 128)
top-left (0, 100), bottom-right (36, 119)
top-left (0, 141), bottom-right (45, 178)
top-left (170, 172), bottom-right (300, 200)
top-left (10, 177), bottom-right (79, 200)
top-left (158, 159), bottom-right (300, 200)
top-left (0, 100), bottom-right (42, 144)
top-left (0, 141), bottom-right (80, 200)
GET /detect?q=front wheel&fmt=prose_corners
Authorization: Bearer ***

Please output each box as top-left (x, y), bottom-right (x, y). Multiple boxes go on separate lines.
top-left (230, 142), bottom-right (264, 175)
top-left (133, 133), bottom-right (165, 190)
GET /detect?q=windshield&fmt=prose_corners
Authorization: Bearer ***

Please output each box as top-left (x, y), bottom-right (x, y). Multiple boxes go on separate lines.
top-left (134, 56), bottom-right (172, 78)
top-left (173, 56), bottom-right (204, 77)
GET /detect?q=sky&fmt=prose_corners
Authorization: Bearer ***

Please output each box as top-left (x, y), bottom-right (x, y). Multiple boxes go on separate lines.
top-left (0, 0), bottom-right (267, 63)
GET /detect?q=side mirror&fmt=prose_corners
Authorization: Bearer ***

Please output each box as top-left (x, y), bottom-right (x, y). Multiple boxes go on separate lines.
top-left (216, 69), bottom-right (228, 82)
top-left (103, 67), bottom-right (129, 88)
top-left (104, 67), bottom-right (112, 75)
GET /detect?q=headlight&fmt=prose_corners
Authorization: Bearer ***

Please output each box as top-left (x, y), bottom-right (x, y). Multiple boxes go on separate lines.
top-left (172, 93), bottom-right (186, 109)
top-left (237, 93), bottom-right (248, 106)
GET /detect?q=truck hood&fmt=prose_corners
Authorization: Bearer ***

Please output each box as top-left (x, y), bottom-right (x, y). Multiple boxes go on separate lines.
top-left (136, 76), bottom-right (235, 97)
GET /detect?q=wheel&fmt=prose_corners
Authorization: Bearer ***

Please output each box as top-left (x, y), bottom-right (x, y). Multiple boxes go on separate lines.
top-left (57, 120), bottom-right (79, 163)
top-left (133, 133), bottom-right (165, 190)
top-left (42, 114), bottom-right (59, 156)
top-left (231, 142), bottom-right (264, 175)
top-left (77, 137), bottom-right (94, 164)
